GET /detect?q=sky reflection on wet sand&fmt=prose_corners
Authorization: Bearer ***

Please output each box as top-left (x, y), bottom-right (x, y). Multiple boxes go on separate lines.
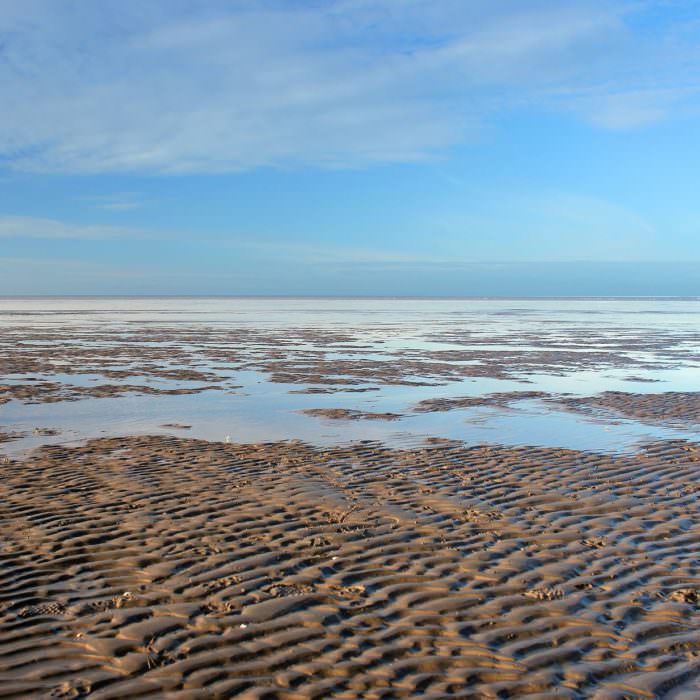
top-left (1, 297), bottom-right (699, 456)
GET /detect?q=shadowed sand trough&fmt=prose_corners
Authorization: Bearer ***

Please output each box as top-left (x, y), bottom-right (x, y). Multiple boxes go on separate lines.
top-left (1, 435), bottom-right (699, 698)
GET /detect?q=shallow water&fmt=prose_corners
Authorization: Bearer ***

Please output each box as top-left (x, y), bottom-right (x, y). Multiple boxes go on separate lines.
top-left (1, 296), bottom-right (699, 455)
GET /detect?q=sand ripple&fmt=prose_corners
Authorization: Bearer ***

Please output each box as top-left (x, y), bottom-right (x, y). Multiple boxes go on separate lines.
top-left (1, 437), bottom-right (699, 698)
top-left (559, 392), bottom-right (700, 427)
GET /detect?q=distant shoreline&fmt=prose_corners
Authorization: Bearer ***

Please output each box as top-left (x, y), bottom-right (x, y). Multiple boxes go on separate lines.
top-left (1, 295), bottom-right (699, 301)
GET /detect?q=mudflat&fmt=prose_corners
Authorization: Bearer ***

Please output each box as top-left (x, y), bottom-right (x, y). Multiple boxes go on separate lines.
top-left (1, 297), bottom-right (700, 697)
top-left (1, 435), bottom-right (700, 698)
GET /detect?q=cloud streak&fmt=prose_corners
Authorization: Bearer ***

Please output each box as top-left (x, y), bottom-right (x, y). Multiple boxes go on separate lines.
top-left (79, 192), bottom-right (146, 211)
top-left (1, 0), bottom-right (697, 174)
top-left (0, 216), bottom-right (150, 240)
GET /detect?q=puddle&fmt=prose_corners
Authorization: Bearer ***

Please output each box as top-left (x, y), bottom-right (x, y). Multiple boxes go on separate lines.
top-left (1, 370), bottom-right (697, 458)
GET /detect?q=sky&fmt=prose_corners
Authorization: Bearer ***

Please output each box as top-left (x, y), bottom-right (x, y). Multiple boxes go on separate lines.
top-left (1, 0), bottom-right (699, 296)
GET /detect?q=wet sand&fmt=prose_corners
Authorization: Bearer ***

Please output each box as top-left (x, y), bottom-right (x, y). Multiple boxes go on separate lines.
top-left (1, 436), bottom-right (700, 698)
top-left (0, 382), bottom-right (222, 406)
top-left (558, 392), bottom-right (700, 427)
top-left (301, 408), bottom-right (403, 421)
top-left (413, 392), bottom-right (549, 413)
top-left (2, 298), bottom-right (700, 697)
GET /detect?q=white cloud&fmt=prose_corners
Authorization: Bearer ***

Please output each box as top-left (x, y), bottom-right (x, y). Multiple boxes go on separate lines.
top-left (415, 184), bottom-right (672, 262)
top-left (0, 256), bottom-right (150, 295)
top-left (79, 192), bottom-right (146, 211)
top-left (224, 238), bottom-right (456, 266)
top-left (0, 215), bottom-right (150, 239)
top-left (0, 213), bottom-right (449, 263)
top-left (577, 88), bottom-right (689, 129)
top-left (2, 1), bottom-right (693, 174)
top-left (0, 197), bottom-right (668, 261)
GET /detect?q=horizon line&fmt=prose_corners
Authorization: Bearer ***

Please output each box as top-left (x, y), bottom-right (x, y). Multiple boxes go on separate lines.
top-left (1, 294), bottom-right (699, 301)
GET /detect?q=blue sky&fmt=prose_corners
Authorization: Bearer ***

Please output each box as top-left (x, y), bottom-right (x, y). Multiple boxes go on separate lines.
top-left (1, 0), bottom-right (699, 295)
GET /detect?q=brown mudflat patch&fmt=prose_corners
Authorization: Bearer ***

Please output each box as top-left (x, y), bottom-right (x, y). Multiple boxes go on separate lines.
top-left (289, 387), bottom-right (381, 395)
top-left (0, 431), bottom-right (24, 444)
top-left (0, 382), bottom-right (220, 405)
top-left (100, 368), bottom-right (223, 383)
top-left (31, 427), bottom-right (61, 436)
top-left (3, 315), bottom-right (696, 394)
top-left (414, 391), bottom-right (548, 413)
top-left (560, 391), bottom-right (700, 426)
top-left (302, 408), bottom-right (402, 421)
top-left (1, 436), bottom-right (700, 698)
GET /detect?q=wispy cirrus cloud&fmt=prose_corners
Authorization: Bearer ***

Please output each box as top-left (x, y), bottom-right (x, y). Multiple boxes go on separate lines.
top-left (0, 197), bottom-right (668, 262)
top-left (0, 214), bottom-right (446, 265)
top-left (79, 192), bottom-right (146, 212)
top-left (0, 1), bottom-right (697, 175)
top-left (0, 215), bottom-right (150, 239)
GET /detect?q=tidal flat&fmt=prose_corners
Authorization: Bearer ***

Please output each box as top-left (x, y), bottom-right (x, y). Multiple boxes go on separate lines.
top-left (1, 297), bottom-right (699, 698)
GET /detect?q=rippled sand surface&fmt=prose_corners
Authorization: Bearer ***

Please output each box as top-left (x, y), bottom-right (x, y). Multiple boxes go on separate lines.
top-left (1, 298), bottom-right (699, 697)
top-left (2, 436), bottom-right (700, 698)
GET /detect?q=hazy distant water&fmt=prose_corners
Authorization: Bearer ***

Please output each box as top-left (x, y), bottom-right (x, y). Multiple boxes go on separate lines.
top-left (2, 295), bottom-right (700, 328)
top-left (1, 297), bottom-right (699, 455)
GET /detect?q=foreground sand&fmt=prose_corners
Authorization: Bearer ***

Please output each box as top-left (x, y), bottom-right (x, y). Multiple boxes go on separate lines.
top-left (1, 436), bottom-right (700, 698)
